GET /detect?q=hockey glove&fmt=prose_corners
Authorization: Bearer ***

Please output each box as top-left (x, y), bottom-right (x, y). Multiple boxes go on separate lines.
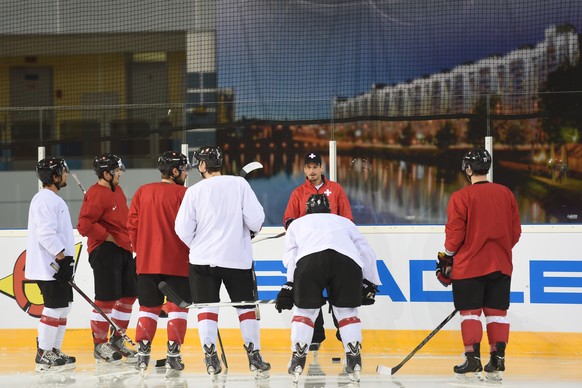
top-left (275, 282), bottom-right (294, 312)
top-left (53, 256), bottom-right (75, 284)
top-left (362, 279), bottom-right (379, 305)
top-left (435, 252), bottom-right (453, 287)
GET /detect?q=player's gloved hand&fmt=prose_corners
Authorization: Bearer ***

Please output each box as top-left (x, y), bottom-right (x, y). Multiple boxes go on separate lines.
top-left (275, 282), bottom-right (294, 312)
top-left (250, 231), bottom-right (257, 239)
top-left (362, 279), bottom-right (379, 305)
top-left (53, 256), bottom-right (75, 284)
top-left (435, 252), bottom-right (453, 287)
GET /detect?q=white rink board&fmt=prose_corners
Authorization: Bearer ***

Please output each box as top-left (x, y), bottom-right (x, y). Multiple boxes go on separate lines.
top-left (0, 225), bottom-right (581, 332)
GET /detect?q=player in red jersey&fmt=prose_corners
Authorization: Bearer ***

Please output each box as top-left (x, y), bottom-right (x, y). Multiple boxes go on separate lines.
top-left (437, 149), bottom-right (521, 382)
top-left (127, 151), bottom-right (191, 377)
top-left (77, 153), bottom-right (137, 364)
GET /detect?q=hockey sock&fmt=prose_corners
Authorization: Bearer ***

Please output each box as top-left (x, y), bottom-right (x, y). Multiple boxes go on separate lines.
top-left (166, 302), bottom-right (188, 344)
top-left (197, 307), bottom-right (219, 347)
top-left (236, 308), bottom-right (260, 349)
top-left (91, 300), bottom-right (115, 344)
top-left (460, 309), bottom-right (483, 352)
top-left (38, 307), bottom-right (60, 351)
top-left (111, 297), bottom-right (136, 333)
top-left (291, 307), bottom-right (319, 350)
top-left (136, 305), bottom-right (161, 343)
top-left (333, 307), bottom-right (362, 352)
top-left (484, 307), bottom-right (509, 350)
top-left (54, 304), bottom-right (72, 350)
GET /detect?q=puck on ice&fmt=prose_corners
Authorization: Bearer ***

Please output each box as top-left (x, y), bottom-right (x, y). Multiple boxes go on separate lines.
top-left (332, 357), bottom-right (341, 363)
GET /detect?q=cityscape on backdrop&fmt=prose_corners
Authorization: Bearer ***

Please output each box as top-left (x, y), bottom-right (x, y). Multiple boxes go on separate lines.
top-left (1, 1), bottom-right (581, 227)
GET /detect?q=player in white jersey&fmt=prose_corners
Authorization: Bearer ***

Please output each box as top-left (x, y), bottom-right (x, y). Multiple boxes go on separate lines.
top-left (25, 157), bottom-right (76, 372)
top-left (174, 145), bottom-right (271, 379)
top-left (276, 194), bottom-right (381, 383)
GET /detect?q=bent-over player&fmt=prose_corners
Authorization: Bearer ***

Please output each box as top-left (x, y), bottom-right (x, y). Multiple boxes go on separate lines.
top-left (276, 194), bottom-right (380, 383)
top-left (282, 151), bottom-right (354, 354)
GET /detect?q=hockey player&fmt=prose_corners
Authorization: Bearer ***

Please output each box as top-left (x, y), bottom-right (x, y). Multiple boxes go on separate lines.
top-left (282, 151), bottom-right (354, 354)
top-left (276, 194), bottom-right (380, 383)
top-left (174, 145), bottom-right (271, 379)
top-left (77, 153), bottom-right (137, 364)
top-left (26, 157), bottom-right (76, 372)
top-left (437, 149), bottom-right (521, 381)
top-left (127, 151), bottom-right (191, 377)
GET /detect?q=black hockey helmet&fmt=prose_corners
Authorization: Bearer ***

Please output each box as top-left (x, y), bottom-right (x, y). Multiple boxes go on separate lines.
top-left (157, 151), bottom-right (191, 176)
top-left (192, 146), bottom-right (223, 169)
top-left (93, 153), bottom-right (125, 178)
top-left (306, 194), bottom-right (331, 214)
top-left (462, 149), bottom-right (491, 174)
top-left (36, 157), bottom-right (69, 185)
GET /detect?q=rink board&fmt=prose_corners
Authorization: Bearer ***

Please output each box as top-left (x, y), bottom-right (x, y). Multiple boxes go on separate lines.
top-left (0, 225), bottom-right (581, 355)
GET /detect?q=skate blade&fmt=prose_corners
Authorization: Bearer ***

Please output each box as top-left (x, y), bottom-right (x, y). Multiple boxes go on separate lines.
top-left (292, 371), bottom-right (301, 383)
top-left (165, 368), bottom-right (182, 378)
top-left (348, 371), bottom-right (361, 382)
top-left (36, 364), bottom-right (68, 373)
top-left (95, 358), bottom-right (123, 366)
top-left (455, 372), bottom-right (484, 382)
top-left (252, 369), bottom-right (270, 379)
top-left (485, 371), bottom-right (503, 382)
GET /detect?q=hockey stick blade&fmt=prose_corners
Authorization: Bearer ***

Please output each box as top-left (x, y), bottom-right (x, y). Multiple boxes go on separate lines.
top-left (252, 231), bottom-right (286, 244)
top-left (377, 309), bottom-right (458, 375)
top-left (158, 281), bottom-right (190, 308)
top-left (239, 161), bottom-right (263, 177)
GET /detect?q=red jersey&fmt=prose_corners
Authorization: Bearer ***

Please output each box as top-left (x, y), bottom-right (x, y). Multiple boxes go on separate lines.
top-left (283, 176), bottom-right (353, 227)
top-left (445, 181), bottom-right (521, 280)
top-left (128, 182), bottom-right (189, 276)
top-left (77, 183), bottom-right (131, 253)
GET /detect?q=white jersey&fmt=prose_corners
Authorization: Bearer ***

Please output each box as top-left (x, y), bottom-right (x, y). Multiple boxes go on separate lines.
top-left (175, 175), bottom-right (264, 269)
top-left (283, 213), bottom-right (381, 284)
top-left (25, 188), bottom-right (75, 281)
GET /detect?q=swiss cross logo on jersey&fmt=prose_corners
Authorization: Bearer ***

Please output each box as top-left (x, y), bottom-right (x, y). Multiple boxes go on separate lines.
top-left (323, 189), bottom-right (332, 196)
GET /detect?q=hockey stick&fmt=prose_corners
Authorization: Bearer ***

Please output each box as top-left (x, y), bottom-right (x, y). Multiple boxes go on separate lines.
top-left (158, 281), bottom-right (274, 309)
top-left (157, 281), bottom-right (230, 370)
top-left (252, 231), bottom-right (286, 244)
top-left (50, 262), bottom-right (136, 346)
top-left (71, 173), bottom-right (87, 195)
top-left (239, 161), bottom-right (263, 177)
top-left (376, 309), bottom-right (458, 376)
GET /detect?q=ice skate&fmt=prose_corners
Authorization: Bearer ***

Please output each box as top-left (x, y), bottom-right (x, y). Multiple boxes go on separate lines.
top-left (35, 348), bottom-right (66, 373)
top-left (135, 340), bottom-right (151, 377)
top-left (454, 343), bottom-right (483, 381)
top-left (287, 342), bottom-right (308, 383)
top-left (52, 348), bottom-right (76, 371)
top-left (165, 341), bottom-right (185, 378)
top-left (484, 342), bottom-right (506, 381)
top-left (94, 342), bottom-right (123, 364)
top-left (244, 342), bottom-right (271, 379)
top-left (203, 343), bottom-right (222, 380)
top-left (344, 341), bottom-right (362, 382)
top-left (109, 333), bottom-right (138, 363)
